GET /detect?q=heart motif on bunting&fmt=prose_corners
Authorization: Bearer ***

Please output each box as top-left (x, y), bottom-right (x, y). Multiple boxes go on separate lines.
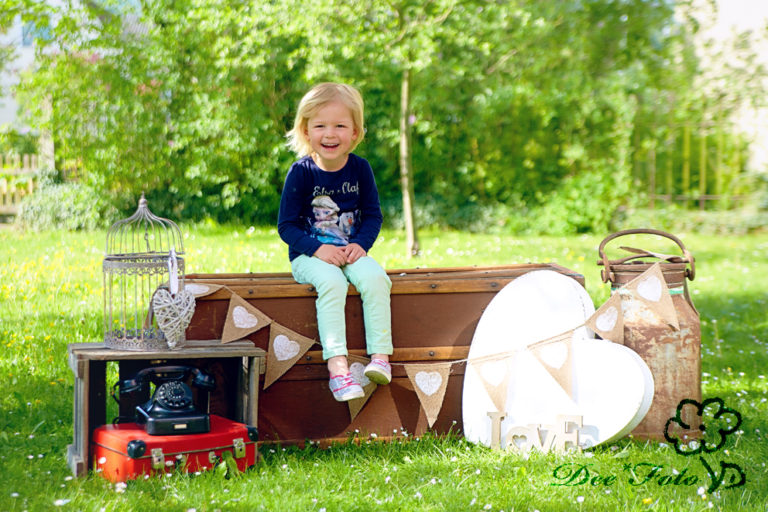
top-left (273, 334), bottom-right (300, 361)
top-left (637, 275), bottom-right (663, 302)
top-left (221, 294), bottom-right (272, 344)
top-left (347, 355), bottom-right (377, 422)
top-left (595, 306), bottom-right (618, 332)
top-left (624, 263), bottom-right (679, 330)
top-left (481, 360), bottom-right (508, 387)
top-left (405, 363), bottom-right (453, 428)
top-left (233, 306), bottom-right (259, 329)
top-left (151, 288), bottom-right (196, 349)
top-left (263, 323), bottom-right (316, 389)
top-left (586, 293), bottom-right (625, 344)
top-left (349, 362), bottom-right (371, 387)
top-left (536, 341), bottom-right (569, 370)
top-left (415, 371), bottom-right (442, 396)
top-left (184, 283), bottom-right (210, 295)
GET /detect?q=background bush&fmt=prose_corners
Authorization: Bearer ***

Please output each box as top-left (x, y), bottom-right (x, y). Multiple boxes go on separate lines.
top-left (15, 167), bottom-right (116, 231)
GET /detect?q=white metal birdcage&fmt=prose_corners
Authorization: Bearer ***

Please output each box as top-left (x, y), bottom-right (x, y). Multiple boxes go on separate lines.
top-left (103, 193), bottom-right (185, 351)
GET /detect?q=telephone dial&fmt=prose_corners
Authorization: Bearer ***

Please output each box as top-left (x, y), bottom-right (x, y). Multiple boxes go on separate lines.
top-left (114, 365), bottom-right (216, 436)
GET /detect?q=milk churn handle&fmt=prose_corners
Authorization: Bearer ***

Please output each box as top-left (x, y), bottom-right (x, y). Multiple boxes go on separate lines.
top-left (597, 228), bottom-right (695, 282)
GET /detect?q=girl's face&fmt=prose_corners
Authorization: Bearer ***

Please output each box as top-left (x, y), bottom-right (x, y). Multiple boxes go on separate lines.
top-left (304, 100), bottom-right (358, 171)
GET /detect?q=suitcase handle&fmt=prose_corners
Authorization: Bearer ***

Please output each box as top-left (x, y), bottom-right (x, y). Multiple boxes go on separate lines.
top-left (597, 228), bottom-right (695, 283)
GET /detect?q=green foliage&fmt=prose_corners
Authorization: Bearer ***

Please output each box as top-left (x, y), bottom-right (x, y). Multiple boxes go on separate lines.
top-left (8, 0), bottom-right (766, 232)
top-left (0, 128), bottom-right (37, 155)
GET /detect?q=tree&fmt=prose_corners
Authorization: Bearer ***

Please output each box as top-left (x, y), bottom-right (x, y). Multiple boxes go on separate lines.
top-left (289, 0), bottom-right (499, 256)
top-left (15, 0), bottom-right (309, 220)
top-left (9, 0), bottom-right (764, 234)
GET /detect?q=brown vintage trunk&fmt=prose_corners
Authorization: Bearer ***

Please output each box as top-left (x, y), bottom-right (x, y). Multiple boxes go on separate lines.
top-left (598, 229), bottom-right (701, 440)
top-left (185, 264), bottom-right (585, 444)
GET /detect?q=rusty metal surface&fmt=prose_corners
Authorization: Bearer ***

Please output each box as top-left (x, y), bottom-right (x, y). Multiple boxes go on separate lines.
top-left (613, 267), bottom-right (701, 440)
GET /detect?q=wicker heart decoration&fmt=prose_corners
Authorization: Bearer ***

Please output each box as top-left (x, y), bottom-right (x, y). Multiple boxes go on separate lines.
top-left (152, 289), bottom-right (196, 349)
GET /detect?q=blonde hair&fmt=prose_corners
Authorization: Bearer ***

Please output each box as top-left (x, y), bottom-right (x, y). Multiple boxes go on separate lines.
top-left (286, 82), bottom-right (365, 157)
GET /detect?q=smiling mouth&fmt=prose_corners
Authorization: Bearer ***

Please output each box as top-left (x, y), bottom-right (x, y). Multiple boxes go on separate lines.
top-left (321, 142), bottom-right (339, 149)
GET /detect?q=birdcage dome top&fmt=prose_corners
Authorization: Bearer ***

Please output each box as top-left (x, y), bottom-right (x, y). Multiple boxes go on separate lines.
top-left (105, 193), bottom-right (184, 259)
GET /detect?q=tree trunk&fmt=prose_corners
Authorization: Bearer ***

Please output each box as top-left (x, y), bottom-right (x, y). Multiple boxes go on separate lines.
top-left (39, 95), bottom-right (55, 172)
top-left (399, 68), bottom-right (419, 257)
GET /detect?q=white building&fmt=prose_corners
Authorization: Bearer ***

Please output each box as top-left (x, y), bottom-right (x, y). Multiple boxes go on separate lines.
top-left (0, 16), bottom-right (39, 130)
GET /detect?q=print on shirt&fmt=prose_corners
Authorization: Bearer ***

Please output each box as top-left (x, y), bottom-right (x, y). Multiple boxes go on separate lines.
top-left (310, 195), bottom-right (358, 246)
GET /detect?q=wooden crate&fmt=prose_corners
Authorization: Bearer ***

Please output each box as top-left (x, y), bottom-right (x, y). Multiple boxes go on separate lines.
top-left (186, 264), bottom-right (585, 444)
top-left (66, 340), bottom-right (265, 476)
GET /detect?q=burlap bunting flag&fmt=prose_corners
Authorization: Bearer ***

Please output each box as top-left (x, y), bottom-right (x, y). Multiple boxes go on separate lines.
top-left (264, 323), bottom-right (317, 389)
top-left (405, 363), bottom-right (452, 427)
top-left (221, 294), bottom-right (273, 343)
top-left (624, 262), bottom-right (679, 330)
top-left (183, 282), bottom-right (225, 298)
top-left (528, 331), bottom-right (574, 399)
top-left (347, 355), bottom-right (377, 421)
top-left (470, 356), bottom-right (513, 413)
top-left (586, 293), bottom-right (625, 344)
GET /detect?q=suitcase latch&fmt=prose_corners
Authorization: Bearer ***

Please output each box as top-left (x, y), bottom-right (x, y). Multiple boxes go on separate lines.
top-left (151, 448), bottom-right (165, 470)
top-left (233, 438), bottom-right (246, 459)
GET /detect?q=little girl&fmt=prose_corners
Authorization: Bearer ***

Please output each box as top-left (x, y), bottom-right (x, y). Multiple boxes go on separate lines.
top-left (278, 82), bottom-right (393, 402)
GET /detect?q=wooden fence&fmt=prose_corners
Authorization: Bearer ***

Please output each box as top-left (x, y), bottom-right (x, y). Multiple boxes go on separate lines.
top-left (634, 119), bottom-right (751, 210)
top-left (0, 154), bottom-right (38, 215)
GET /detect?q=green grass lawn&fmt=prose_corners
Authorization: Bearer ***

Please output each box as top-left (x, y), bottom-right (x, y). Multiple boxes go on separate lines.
top-left (1, 225), bottom-right (766, 511)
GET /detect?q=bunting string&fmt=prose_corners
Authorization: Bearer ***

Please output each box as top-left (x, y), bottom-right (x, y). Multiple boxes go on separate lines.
top-left (184, 262), bottom-right (679, 422)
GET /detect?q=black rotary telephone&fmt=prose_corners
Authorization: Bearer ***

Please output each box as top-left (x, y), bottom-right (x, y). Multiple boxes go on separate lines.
top-left (114, 366), bottom-right (216, 436)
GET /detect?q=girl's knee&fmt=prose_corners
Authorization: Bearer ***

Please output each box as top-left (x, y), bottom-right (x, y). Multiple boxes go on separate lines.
top-left (314, 272), bottom-right (350, 299)
top-left (356, 268), bottom-right (391, 296)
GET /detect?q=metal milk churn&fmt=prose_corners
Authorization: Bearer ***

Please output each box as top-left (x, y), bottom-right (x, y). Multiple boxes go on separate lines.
top-left (597, 228), bottom-right (700, 440)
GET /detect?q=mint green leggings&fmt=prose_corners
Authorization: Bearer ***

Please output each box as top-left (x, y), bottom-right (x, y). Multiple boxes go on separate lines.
top-left (291, 255), bottom-right (393, 360)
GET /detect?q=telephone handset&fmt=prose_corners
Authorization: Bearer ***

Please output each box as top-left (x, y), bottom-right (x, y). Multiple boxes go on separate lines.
top-left (115, 365), bottom-right (216, 436)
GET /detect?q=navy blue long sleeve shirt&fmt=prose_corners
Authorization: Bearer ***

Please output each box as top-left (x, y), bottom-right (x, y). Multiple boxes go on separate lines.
top-left (277, 154), bottom-right (383, 262)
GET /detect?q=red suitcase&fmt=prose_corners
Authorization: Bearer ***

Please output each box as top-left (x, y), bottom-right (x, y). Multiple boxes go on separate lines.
top-left (91, 415), bottom-right (258, 482)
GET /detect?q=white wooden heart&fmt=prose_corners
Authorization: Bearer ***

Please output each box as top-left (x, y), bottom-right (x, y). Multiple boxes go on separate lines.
top-left (349, 362), bottom-right (371, 387)
top-left (595, 306), bottom-right (618, 332)
top-left (152, 289), bottom-right (196, 349)
top-left (637, 275), bottom-right (662, 302)
top-left (273, 334), bottom-right (300, 361)
top-left (415, 371), bottom-right (442, 396)
top-left (536, 341), bottom-right (568, 370)
top-left (233, 306), bottom-right (259, 329)
top-left (462, 270), bottom-right (653, 450)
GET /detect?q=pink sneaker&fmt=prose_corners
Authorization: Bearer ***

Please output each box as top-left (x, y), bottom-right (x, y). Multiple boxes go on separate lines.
top-left (364, 358), bottom-right (392, 385)
top-left (329, 373), bottom-right (365, 401)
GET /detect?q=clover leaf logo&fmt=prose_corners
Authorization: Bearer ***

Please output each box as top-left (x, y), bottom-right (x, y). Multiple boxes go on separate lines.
top-left (664, 397), bottom-right (742, 456)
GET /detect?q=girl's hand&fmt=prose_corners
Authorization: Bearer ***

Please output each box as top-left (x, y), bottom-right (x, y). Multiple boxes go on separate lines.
top-left (314, 244), bottom-right (347, 266)
top-left (343, 243), bottom-right (366, 264)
